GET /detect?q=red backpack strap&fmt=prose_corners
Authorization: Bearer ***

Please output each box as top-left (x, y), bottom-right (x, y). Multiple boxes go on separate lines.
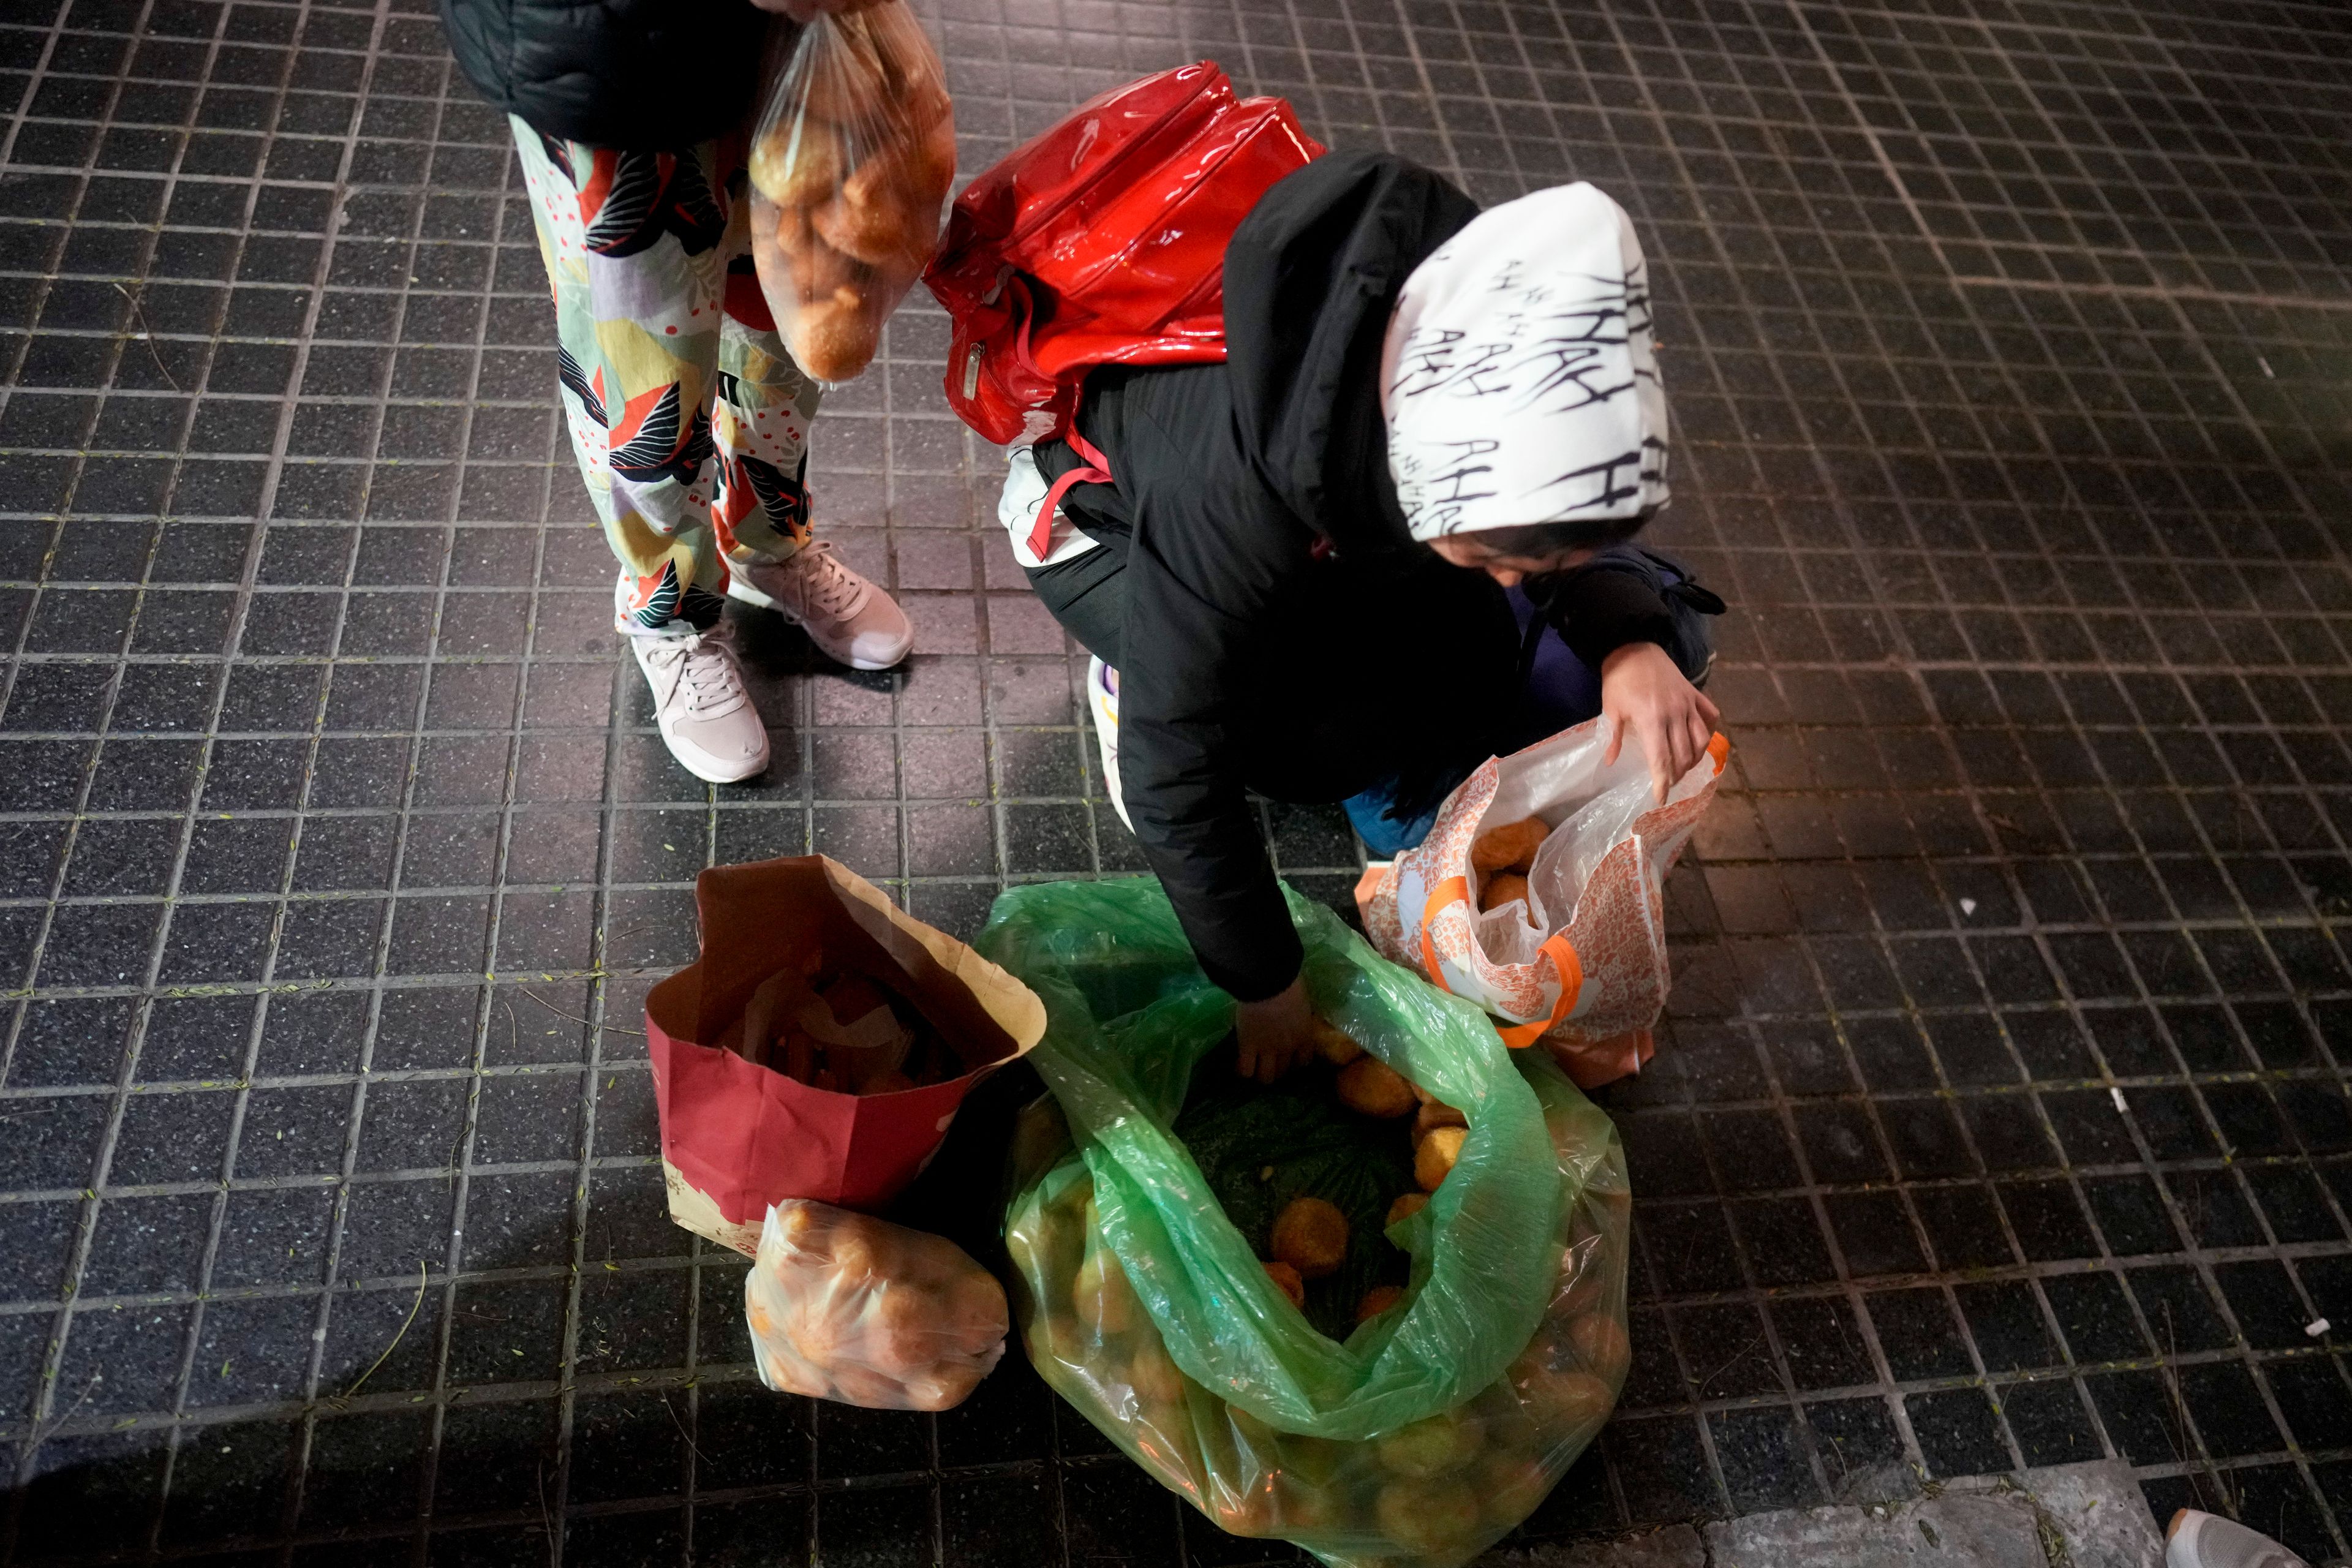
top-left (1028, 428), bottom-right (1112, 560)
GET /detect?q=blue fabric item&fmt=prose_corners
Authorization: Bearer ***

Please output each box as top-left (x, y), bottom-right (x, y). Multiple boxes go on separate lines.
top-left (1342, 783), bottom-right (1447, 858)
top-left (1504, 582), bottom-right (1605, 750)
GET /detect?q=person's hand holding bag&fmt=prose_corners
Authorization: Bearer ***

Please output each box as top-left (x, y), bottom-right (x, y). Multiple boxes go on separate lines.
top-left (1600, 641), bottom-right (1721, 804)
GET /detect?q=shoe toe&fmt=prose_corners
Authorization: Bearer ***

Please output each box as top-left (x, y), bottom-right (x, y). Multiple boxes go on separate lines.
top-left (848, 630), bottom-right (912, 669)
top-left (844, 604), bottom-right (914, 669)
top-left (673, 715), bottom-right (770, 783)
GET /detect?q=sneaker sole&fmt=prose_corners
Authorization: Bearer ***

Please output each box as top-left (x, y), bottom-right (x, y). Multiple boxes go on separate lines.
top-left (726, 576), bottom-right (908, 672)
top-left (665, 742), bottom-right (768, 785)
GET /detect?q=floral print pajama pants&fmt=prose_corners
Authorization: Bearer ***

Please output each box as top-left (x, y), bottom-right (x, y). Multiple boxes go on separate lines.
top-left (513, 119), bottom-right (823, 632)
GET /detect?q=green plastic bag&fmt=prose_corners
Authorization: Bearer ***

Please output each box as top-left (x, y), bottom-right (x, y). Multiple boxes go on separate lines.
top-left (982, 879), bottom-right (1630, 1567)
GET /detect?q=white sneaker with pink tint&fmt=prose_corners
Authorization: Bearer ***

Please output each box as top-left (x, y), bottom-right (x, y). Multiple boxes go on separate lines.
top-left (628, 619), bottom-right (769, 785)
top-left (728, 541), bottom-right (912, 672)
top-left (1087, 656), bottom-right (1131, 832)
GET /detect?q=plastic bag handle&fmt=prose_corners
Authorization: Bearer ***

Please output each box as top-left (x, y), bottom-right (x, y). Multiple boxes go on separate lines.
top-left (1419, 878), bottom-right (1583, 1049)
top-left (1417, 875), bottom-right (1468, 992)
top-left (1498, 933), bottom-right (1583, 1048)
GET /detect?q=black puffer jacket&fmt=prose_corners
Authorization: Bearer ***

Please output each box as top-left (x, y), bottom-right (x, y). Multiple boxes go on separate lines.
top-left (1034, 152), bottom-right (1678, 1002)
top-left (439, 0), bottom-right (769, 150)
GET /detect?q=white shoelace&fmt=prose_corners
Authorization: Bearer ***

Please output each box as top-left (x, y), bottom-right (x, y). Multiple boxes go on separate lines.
top-left (639, 627), bottom-right (747, 717)
top-left (785, 541), bottom-right (865, 620)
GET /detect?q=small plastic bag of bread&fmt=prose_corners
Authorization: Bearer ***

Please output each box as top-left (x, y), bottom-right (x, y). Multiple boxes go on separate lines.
top-left (745, 1199), bottom-right (1009, 1411)
top-left (745, 2), bottom-right (956, 382)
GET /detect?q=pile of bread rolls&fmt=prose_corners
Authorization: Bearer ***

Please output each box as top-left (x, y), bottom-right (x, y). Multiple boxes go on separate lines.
top-left (714, 952), bottom-right (960, 1096)
top-left (1007, 1155), bottom-right (1630, 1562)
top-left (1472, 815), bottom-right (1550, 914)
top-left (747, 3), bottom-right (955, 382)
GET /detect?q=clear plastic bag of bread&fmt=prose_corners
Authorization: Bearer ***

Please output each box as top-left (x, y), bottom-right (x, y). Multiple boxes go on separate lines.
top-left (745, 1199), bottom-right (1009, 1411)
top-left (745, 1), bottom-right (955, 383)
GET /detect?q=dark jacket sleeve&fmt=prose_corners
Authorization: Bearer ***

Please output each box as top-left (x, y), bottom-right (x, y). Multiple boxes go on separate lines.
top-left (1120, 552), bottom-right (1303, 1001)
top-left (1061, 376), bottom-right (1307, 1003)
top-left (1548, 564), bottom-right (1677, 671)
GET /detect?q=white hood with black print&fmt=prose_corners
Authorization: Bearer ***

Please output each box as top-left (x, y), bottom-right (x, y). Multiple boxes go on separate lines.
top-left (1381, 183), bottom-right (1670, 540)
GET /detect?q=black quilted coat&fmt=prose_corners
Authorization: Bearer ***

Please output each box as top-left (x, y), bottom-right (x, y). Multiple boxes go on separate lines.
top-left (438, 0), bottom-right (770, 151)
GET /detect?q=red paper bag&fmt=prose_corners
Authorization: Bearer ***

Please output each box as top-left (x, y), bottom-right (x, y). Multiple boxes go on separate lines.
top-left (647, 855), bottom-right (1044, 1256)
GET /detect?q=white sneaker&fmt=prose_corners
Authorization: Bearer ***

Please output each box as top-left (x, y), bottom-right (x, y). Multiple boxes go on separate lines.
top-left (628, 620), bottom-right (770, 784)
top-left (1087, 656), bottom-right (1131, 832)
top-left (726, 542), bottom-right (912, 671)
top-left (2167, 1510), bottom-right (2308, 1568)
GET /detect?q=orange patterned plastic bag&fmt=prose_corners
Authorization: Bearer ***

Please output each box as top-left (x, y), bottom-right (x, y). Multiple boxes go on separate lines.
top-left (1359, 718), bottom-right (1727, 1088)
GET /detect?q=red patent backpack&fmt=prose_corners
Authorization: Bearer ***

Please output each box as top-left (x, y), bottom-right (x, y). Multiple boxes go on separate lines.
top-left (924, 62), bottom-right (1322, 526)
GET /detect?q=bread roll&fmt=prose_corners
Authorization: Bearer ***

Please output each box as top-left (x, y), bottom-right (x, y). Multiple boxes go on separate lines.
top-left (826, 1223), bottom-right (884, 1280)
top-left (774, 1201), bottom-right (832, 1250)
top-left (750, 120), bottom-right (846, 209)
top-left (1335, 1057), bottom-right (1415, 1118)
top-left (862, 1283), bottom-right (938, 1372)
top-left (1309, 1017), bottom-right (1363, 1066)
top-left (901, 1360), bottom-right (984, 1412)
top-left (1472, 816), bottom-right (1548, 873)
top-left (1413, 1100), bottom-right (1466, 1141)
top-left (1270, 1196), bottom-right (1349, 1280)
top-left (1374, 1411), bottom-right (1479, 1478)
top-left (1385, 1191), bottom-right (1428, 1227)
top-left (790, 289), bottom-right (884, 382)
top-left (1480, 871), bottom-right (1530, 913)
top-left (1415, 1126), bottom-right (1466, 1191)
top-left (1073, 1246), bottom-right (1136, 1338)
top-left (884, 41), bottom-right (951, 127)
top-left (943, 1270), bottom-right (1009, 1345)
top-left (1567, 1311), bottom-right (1631, 1381)
top-left (827, 1361), bottom-right (905, 1408)
top-left (775, 205), bottom-right (872, 301)
top-left (816, 149), bottom-right (935, 269)
top-left (1262, 1259), bottom-right (1305, 1309)
top-left (1357, 1285), bottom-right (1404, 1321)
top-left (904, 105), bottom-right (957, 203)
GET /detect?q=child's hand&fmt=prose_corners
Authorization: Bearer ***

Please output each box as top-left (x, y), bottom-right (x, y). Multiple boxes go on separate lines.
top-left (1600, 641), bottom-right (1721, 802)
top-left (1234, 975), bottom-right (1318, 1084)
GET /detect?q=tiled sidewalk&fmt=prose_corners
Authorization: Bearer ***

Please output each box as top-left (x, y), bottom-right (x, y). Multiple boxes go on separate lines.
top-left (1, 0), bottom-right (2348, 1564)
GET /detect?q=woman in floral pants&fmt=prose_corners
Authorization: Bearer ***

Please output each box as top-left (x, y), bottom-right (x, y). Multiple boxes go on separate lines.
top-left (445, 0), bottom-right (911, 783)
